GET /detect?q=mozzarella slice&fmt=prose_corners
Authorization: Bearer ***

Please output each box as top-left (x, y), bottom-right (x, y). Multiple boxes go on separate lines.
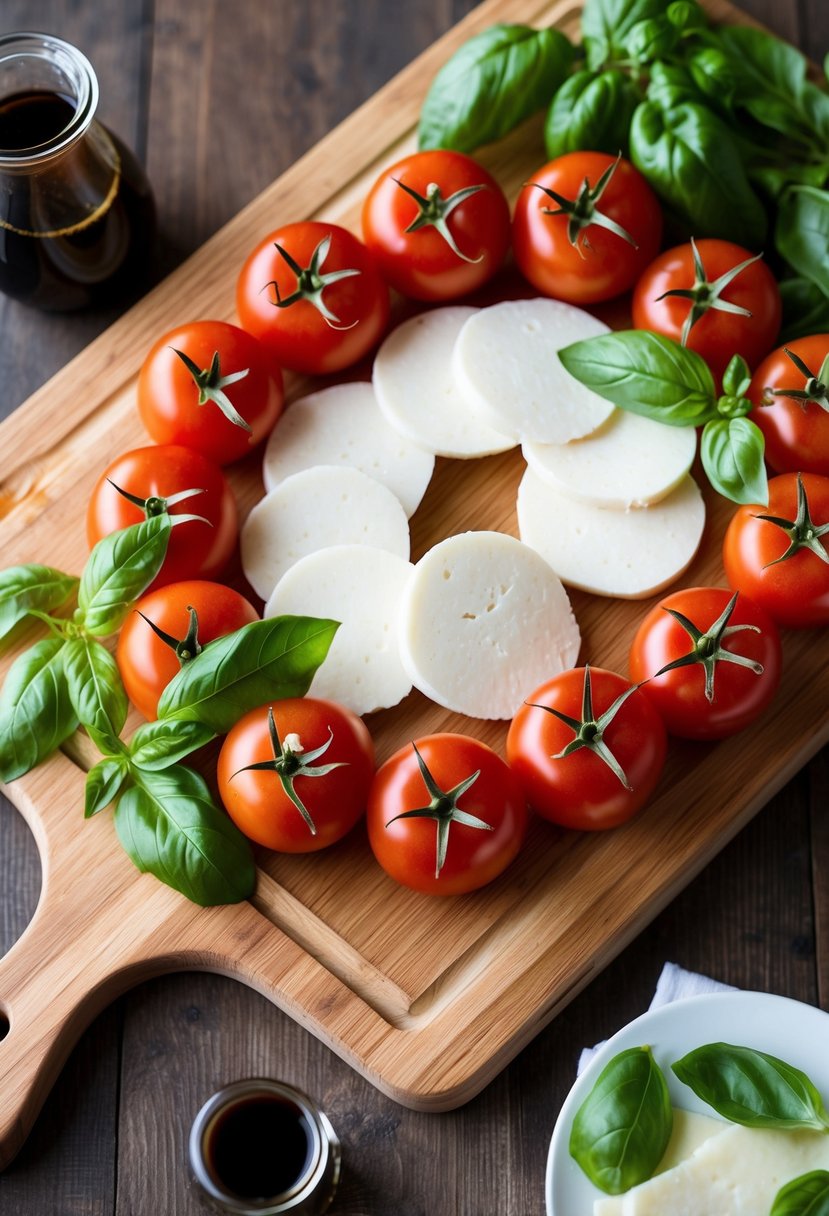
top-left (518, 468), bottom-right (704, 599)
top-left (399, 530), bottom-right (580, 720)
top-left (524, 410), bottom-right (697, 509)
top-left (265, 545), bottom-right (413, 716)
top-left (241, 465), bottom-right (410, 600)
top-left (262, 382), bottom-right (434, 518)
top-left (452, 298), bottom-right (615, 444)
top-left (593, 1121), bottom-right (829, 1215)
top-left (372, 306), bottom-right (516, 458)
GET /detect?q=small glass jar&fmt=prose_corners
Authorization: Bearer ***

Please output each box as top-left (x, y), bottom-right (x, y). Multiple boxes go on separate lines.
top-left (189, 1079), bottom-right (342, 1215)
top-left (0, 31), bottom-right (155, 310)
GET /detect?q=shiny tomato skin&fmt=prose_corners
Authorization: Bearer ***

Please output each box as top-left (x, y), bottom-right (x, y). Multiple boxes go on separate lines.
top-left (117, 581), bottom-right (259, 720)
top-left (749, 335), bottom-right (829, 476)
top-left (236, 221), bottom-right (390, 375)
top-left (632, 239), bottom-right (781, 386)
top-left (506, 668), bottom-right (667, 830)
top-left (723, 472), bottom-right (829, 628)
top-left (512, 152), bottom-right (662, 304)
top-left (361, 150), bottom-right (511, 301)
top-left (629, 587), bottom-right (782, 740)
top-left (86, 444), bottom-right (238, 591)
top-left (137, 320), bottom-right (284, 465)
top-left (366, 734), bottom-right (527, 896)
top-left (217, 698), bottom-right (375, 852)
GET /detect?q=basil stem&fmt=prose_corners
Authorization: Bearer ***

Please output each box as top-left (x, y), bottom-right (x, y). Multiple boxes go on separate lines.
top-left (672, 1043), bottom-right (829, 1131)
top-left (0, 564), bottom-right (78, 643)
top-left (78, 515), bottom-right (172, 637)
top-left (771, 1171), bottom-right (829, 1216)
top-left (0, 638), bottom-right (77, 783)
top-left (569, 1046), bottom-right (673, 1195)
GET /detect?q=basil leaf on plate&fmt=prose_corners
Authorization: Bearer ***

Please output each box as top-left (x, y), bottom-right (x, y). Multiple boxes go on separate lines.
top-left (779, 277), bottom-right (829, 344)
top-left (0, 638), bottom-right (76, 782)
top-left (771, 1170), bottom-right (829, 1216)
top-left (418, 24), bottom-right (574, 154)
top-left (85, 755), bottom-right (130, 818)
top-left (0, 564), bottom-right (78, 643)
top-left (558, 330), bottom-right (717, 427)
top-left (157, 615), bottom-right (339, 733)
top-left (63, 636), bottom-right (128, 741)
top-left (545, 70), bottom-right (640, 159)
top-left (776, 187), bottom-right (829, 299)
top-left (129, 718), bottom-right (216, 771)
top-left (78, 515), bottom-right (171, 637)
top-left (701, 417), bottom-right (768, 506)
top-left (114, 765), bottom-right (255, 906)
top-left (672, 1042), bottom-right (829, 1131)
top-left (569, 1045), bottom-right (673, 1195)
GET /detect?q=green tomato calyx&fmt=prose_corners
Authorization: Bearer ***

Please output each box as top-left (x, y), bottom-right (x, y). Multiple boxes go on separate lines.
top-left (385, 742), bottom-right (491, 879)
top-left (755, 474), bottom-right (829, 568)
top-left (107, 479), bottom-right (210, 527)
top-left (530, 153), bottom-right (638, 258)
top-left (137, 604), bottom-right (203, 667)
top-left (655, 237), bottom-right (757, 347)
top-left (770, 347), bottom-right (829, 413)
top-left (653, 591), bottom-right (763, 702)
top-left (264, 235), bottom-right (361, 330)
top-left (171, 347), bottom-right (252, 434)
top-left (393, 176), bottom-right (486, 264)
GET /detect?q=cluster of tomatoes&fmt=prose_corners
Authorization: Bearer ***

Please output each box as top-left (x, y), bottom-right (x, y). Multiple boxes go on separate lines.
top-left (80, 141), bottom-right (829, 899)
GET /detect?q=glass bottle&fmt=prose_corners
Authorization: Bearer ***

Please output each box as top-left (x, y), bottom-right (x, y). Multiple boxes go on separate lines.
top-left (0, 31), bottom-right (156, 310)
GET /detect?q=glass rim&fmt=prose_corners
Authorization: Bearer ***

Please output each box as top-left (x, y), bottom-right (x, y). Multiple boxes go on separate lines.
top-left (0, 31), bottom-right (99, 167)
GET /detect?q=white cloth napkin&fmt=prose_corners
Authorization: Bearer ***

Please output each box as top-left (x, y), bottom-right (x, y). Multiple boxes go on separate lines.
top-left (578, 962), bottom-right (738, 1075)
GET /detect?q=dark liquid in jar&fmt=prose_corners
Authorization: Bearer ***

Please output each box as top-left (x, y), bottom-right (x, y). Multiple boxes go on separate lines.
top-left (0, 89), bottom-right (155, 310)
top-left (205, 1093), bottom-right (314, 1201)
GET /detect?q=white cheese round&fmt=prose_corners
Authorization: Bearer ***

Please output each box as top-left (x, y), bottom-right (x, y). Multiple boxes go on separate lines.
top-left (399, 530), bottom-right (580, 720)
top-left (265, 545), bottom-right (414, 716)
top-left (241, 465), bottom-right (410, 601)
top-left (262, 382), bottom-right (435, 518)
top-left (372, 306), bottom-right (516, 458)
top-left (523, 410), bottom-right (698, 509)
top-left (517, 467), bottom-right (705, 599)
top-left (452, 298), bottom-right (615, 444)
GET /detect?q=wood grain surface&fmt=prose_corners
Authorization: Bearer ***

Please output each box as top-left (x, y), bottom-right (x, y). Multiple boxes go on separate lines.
top-left (0, 1), bottom-right (827, 1213)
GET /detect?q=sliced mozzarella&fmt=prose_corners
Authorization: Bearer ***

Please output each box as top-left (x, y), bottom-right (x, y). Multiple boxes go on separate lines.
top-left (241, 465), bottom-right (410, 600)
top-left (372, 306), bottom-right (516, 458)
top-left (452, 298), bottom-right (615, 444)
top-left (517, 468), bottom-right (705, 599)
top-left (593, 1121), bottom-right (829, 1216)
top-left (524, 410), bottom-right (697, 509)
top-left (262, 382), bottom-right (434, 518)
top-left (265, 545), bottom-right (413, 716)
top-left (399, 530), bottom-right (580, 720)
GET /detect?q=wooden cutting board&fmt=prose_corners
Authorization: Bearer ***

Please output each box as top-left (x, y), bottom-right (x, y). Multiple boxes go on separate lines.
top-left (1, 0), bottom-right (826, 1171)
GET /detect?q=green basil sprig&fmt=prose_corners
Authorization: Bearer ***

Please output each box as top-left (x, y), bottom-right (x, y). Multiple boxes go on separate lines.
top-left (545, 70), bottom-right (640, 160)
top-left (580, 0), bottom-right (666, 70)
top-left (0, 638), bottom-right (77, 783)
top-left (672, 1042), bottom-right (829, 1132)
top-left (418, 24), bottom-right (574, 154)
top-left (569, 1046), bottom-right (673, 1195)
top-left (0, 565), bottom-right (78, 643)
top-left (78, 515), bottom-right (172, 637)
top-left (771, 1171), bottom-right (829, 1216)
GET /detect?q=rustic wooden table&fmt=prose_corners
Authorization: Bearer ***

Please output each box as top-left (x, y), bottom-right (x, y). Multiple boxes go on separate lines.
top-left (0, 1), bottom-right (827, 1213)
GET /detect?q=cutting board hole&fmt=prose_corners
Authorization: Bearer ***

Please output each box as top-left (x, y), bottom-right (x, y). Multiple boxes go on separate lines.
top-left (0, 796), bottom-right (42, 957)
top-left (0, 1010), bottom-right (9, 1042)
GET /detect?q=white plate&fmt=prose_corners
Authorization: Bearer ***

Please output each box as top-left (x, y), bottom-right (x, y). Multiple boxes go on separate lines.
top-left (545, 991), bottom-right (829, 1216)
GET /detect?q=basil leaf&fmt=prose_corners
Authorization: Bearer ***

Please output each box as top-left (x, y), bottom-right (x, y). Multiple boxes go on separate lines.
top-left (701, 418), bottom-right (768, 506)
top-left (418, 24), bottom-right (574, 153)
top-left (569, 1046), bottom-right (672, 1195)
top-left (114, 766), bottom-right (255, 906)
top-left (647, 62), bottom-right (704, 111)
top-left (630, 101), bottom-right (767, 248)
top-left (716, 26), bottom-right (825, 149)
top-left (63, 637), bottom-right (128, 741)
top-left (776, 186), bottom-right (829, 299)
top-left (666, 0), bottom-right (707, 34)
top-left (558, 330), bottom-right (717, 426)
top-left (771, 1171), bottom-right (829, 1216)
top-left (581, 0), bottom-right (666, 67)
top-left (545, 70), bottom-right (640, 159)
top-left (672, 1042), bottom-right (829, 1131)
top-left (157, 615), bottom-right (339, 733)
top-left (0, 638), bottom-right (76, 782)
top-left (779, 277), bottom-right (829, 344)
top-left (624, 16), bottom-right (679, 65)
top-left (721, 355), bottom-right (751, 399)
top-left (129, 718), bottom-right (216, 771)
top-left (85, 755), bottom-right (129, 818)
top-left (78, 515), bottom-right (171, 637)
top-left (0, 565), bottom-right (78, 643)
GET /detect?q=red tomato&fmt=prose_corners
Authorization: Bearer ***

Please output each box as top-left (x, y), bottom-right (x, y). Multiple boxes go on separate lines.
top-left (506, 667), bottom-right (666, 829)
top-left (236, 221), bottom-right (390, 375)
top-left (137, 320), bottom-right (284, 465)
top-left (723, 472), bottom-right (829, 628)
top-left (632, 239), bottom-right (781, 386)
top-left (748, 335), bottom-right (829, 476)
top-left (366, 734), bottom-right (527, 896)
top-left (217, 698), bottom-right (375, 852)
top-left (629, 587), bottom-right (782, 740)
top-left (361, 149), bottom-right (511, 301)
top-left (117, 581), bottom-right (259, 720)
top-left (86, 445), bottom-right (238, 591)
top-left (511, 152), bottom-right (662, 304)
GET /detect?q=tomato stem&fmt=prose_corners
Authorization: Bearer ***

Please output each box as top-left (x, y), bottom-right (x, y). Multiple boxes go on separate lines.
top-left (263, 235), bottom-right (361, 330)
top-left (171, 347), bottom-right (253, 434)
top-left (755, 474), bottom-right (829, 568)
top-left (137, 605), bottom-right (203, 666)
top-left (654, 237), bottom-right (757, 347)
top-left (393, 176), bottom-right (486, 264)
top-left (653, 591), bottom-right (763, 703)
top-left (529, 153), bottom-right (638, 259)
top-left (769, 348), bottom-right (829, 413)
top-left (106, 479), bottom-right (212, 527)
top-left (528, 665), bottom-right (637, 790)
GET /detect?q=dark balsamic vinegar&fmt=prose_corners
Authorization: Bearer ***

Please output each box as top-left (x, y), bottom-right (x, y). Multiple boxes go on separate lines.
top-left (205, 1093), bottom-right (314, 1201)
top-left (0, 88), bottom-right (155, 310)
